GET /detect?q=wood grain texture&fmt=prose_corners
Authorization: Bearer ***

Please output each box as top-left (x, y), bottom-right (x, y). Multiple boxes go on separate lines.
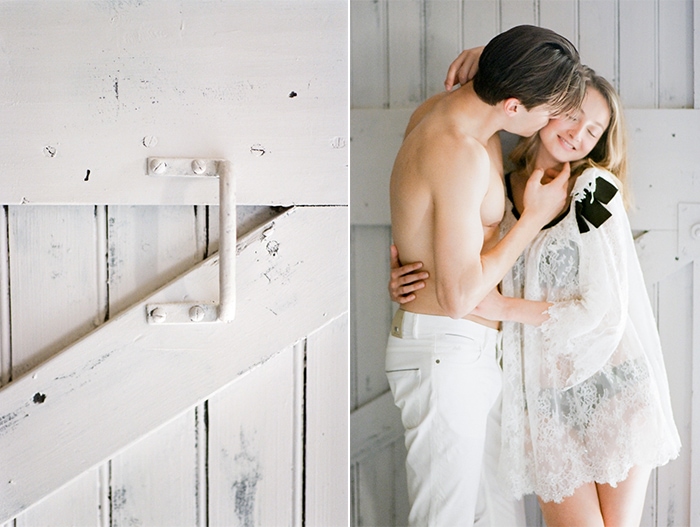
top-left (0, 206), bottom-right (348, 522)
top-left (0, 0), bottom-right (348, 206)
top-left (306, 314), bottom-right (350, 527)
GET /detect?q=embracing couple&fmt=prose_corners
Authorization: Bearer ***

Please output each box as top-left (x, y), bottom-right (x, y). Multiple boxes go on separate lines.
top-left (386, 25), bottom-right (680, 527)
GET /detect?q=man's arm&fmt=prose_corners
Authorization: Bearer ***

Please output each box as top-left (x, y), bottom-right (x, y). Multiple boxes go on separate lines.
top-left (432, 141), bottom-right (569, 319)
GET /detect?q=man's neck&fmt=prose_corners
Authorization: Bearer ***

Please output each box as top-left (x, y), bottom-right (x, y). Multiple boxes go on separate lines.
top-left (447, 83), bottom-right (506, 145)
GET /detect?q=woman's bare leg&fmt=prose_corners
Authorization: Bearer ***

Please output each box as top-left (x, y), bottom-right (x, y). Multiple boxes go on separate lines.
top-left (596, 465), bottom-right (652, 527)
top-left (539, 483), bottom-right (604, 527)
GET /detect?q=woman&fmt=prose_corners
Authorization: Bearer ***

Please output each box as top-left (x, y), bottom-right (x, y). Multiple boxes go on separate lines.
top-left (389, 64), bottom-right (680, 526)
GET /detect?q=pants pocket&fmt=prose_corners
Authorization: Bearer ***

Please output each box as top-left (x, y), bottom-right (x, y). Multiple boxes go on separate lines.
top-left (386, 368), bottom-right (422, 429)
top-left (435, 333), bottom-right (482, 365)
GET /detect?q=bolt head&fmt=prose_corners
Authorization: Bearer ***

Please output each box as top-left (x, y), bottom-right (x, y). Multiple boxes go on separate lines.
top-left (149, 307), bottom-right (167, 323)
top-left (189, 305), bottom-right (206, 322)
top-left (191, 159), bottom-right (207, 175)
top-left (149, 158), bottom-right (168, 174)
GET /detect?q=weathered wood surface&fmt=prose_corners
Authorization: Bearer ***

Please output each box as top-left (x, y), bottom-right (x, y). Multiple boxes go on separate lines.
top-left (0, 205), bottom-right (348, 522)
top-left (0, 0), bottom-right (348, 206)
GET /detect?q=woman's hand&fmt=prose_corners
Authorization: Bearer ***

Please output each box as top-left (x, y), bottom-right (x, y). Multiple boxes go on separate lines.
top-left (389, 244), bottom-right (428, 304)
top-left (444, 46), bottom-right (484, 91)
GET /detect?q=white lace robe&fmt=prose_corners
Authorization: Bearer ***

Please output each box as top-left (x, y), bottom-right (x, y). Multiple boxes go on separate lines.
top-left (499, 167), bottom-right (681, 503)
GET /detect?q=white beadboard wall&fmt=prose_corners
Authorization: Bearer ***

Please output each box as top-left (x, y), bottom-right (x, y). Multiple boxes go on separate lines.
top-left (350, 1), bottom-right (700, 526)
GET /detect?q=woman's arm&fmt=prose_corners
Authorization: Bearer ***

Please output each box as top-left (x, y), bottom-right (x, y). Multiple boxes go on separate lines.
top-left (472, 288), bottom-right (552, 326)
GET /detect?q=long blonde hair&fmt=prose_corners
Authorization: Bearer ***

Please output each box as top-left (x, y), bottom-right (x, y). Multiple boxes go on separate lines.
top-left (510, 66), bottom-right (631, 207)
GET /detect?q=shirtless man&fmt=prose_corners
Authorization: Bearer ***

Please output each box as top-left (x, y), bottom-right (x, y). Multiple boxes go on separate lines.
top-left (385, 25), bottom-right (586, 526)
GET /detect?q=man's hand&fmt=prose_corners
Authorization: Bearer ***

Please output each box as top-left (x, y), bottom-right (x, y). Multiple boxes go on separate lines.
top-left (389, 244), bottom-right (428, 304)
top-left (520, 162), bottom-right (570, 227)
top-left (444, 46), bottom-right (484, 91)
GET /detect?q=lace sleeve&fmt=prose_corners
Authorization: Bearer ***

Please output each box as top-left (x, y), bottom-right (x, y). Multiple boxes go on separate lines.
top-left (538, 169), bottom-right (630, 389)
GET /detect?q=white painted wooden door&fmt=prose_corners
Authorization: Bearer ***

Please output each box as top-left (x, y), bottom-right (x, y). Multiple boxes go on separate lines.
top-left (350, 1), bottom-right (700, 525)
top-left (0, 1), bottom-right (348, 525)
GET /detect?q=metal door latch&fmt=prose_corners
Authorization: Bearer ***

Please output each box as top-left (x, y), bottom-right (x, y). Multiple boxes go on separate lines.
top-left (145, 158), bottom-right (235, 324)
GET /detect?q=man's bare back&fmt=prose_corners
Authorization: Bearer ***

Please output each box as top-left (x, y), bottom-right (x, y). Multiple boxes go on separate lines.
top-left (391, 86), bottom-right (504, 327)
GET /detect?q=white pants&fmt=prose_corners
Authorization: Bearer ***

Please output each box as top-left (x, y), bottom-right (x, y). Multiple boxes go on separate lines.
top-left (386, 309), bottom-right (525, 527)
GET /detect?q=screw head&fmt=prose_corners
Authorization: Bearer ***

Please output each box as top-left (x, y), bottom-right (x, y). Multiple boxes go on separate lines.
top-left (149, 307), bottom-right (167, 323)
top-left (191, 159), bottom-right (207, 175)
top-left (149, 158), bottom-right (168, 174)
top-left (691, 223), bottom-right (700, 241)
top-left (189, 305), bottom-right (206, 322)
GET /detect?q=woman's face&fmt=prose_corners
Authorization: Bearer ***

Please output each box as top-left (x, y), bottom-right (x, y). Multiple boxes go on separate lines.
top-left (538, 86), bottom-right (611, 164)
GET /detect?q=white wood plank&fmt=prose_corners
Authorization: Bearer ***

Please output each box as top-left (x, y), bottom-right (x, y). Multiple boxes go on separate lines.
top-left (107, 206), bottom-right (200, 316)
top-left (0, 207), bottom-right (10, 386)
top-left (208, 345), bottom-right (296, 527)
top-left (659, 0), bottom-right (693, 108)
top-left (500, 0), bottom-right (537, 30)
top-left (351, 390), bottom-right (403, 461)
top-left (306, 314), bottom-right (350, 527)
top-left (619, 0), bottom-right (657, 107)
top-left (0, 206), bottom-right (348, 522)
top-left (0, 0), bottom-right (347, 206)
top-left (655, 263), bottom-right (693, 527)
top-left (625, 110), bottom-right (700, 231)
top-left (356, 445), bottom-right (395, 527)
top-left (8, 206), bottom-right (100, 376)
top-left (107, 205), bottom-right (201, 526)
top-left (388, 0), bottom-right (424, 107)
top-left (110, 409), bottom-right (198, 526)
top-left (351, 0), bottom-right (388, 108)
top-left (578, 0), bottom-right (617, 87)
top-left (425, 0), bottom-right (463, 96)
top-left (351, 226), bottom-right (393, 409)
top-left (695, 0), bottom-right (700, 108)
top-left (539, 0), bottom-right (577, 45)
top-left (692, 259), bottom-right (700, 526)
top-left (462, 1), bottom-right (500, 50)
top-left (7, 206), bottom-right (102, 525)
top-left (15, 468), bottom-right (100, 527)
top-left (350, 109), bottom-right (411, 226)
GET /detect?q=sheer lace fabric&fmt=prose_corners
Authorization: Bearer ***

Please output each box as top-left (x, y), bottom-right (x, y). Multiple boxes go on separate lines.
top-left (499, 167), bottom-right (680, 503)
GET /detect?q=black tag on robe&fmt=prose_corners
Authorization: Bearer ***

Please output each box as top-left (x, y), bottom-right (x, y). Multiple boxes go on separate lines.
top-left (575, 177), bottom-right (618, 233)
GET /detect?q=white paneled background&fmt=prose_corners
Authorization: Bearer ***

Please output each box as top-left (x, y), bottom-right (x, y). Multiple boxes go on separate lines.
top-left (350, 1), bottom-right (700, 526)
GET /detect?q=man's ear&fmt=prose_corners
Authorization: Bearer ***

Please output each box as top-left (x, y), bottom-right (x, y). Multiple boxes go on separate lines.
top-left (503, 98), bottom-right (521, 116)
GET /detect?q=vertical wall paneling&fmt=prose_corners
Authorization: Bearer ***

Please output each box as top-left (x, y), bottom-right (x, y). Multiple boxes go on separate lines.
top-left (9, 206), bottom-right (101, 525)
top-left (15, 469), bottom-right (101, 527)
top-left (691, 260), bottom-right (700, 526)
top-left (306, 314), bottom-right (350, 527)
top-left (8, 207), bottom-right (100, 377)
top-left (658, 0), bottom-right (693, 108)
top-left (577, 0), bottom-right (617, 86)
top-left (350, 226), bottom-right (393, 410)
top-left (425, 0), bottom-right (463, 96)
top-left (619, 0), bottom-right (658, 107)
top-left (695, 0), bottom-right (700, 107)
top-left (208, 346), bottom-right (297, 527)
top-left (107, 205), bottom-right (201, 525)
top-left (351, 0), bottom-right (389, 108)
top-left (110, 412), bottom-right (198, 526)
top-left (0, 206), bottom-right (10, 386)
top-left (499, 0), bottom-right (537, 31)
top-left (461, 1), bottom-right (500, 50)
top-left (655, 264), bottom-right (693, 527)
top-left (539, 0), bottom-right (577, 45)
top-left (388, 0), bottom-right (425, 107)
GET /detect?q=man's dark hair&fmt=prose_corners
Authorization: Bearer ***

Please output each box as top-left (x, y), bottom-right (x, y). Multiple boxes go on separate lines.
top-left (473, 25), bottom-right (586, 115)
